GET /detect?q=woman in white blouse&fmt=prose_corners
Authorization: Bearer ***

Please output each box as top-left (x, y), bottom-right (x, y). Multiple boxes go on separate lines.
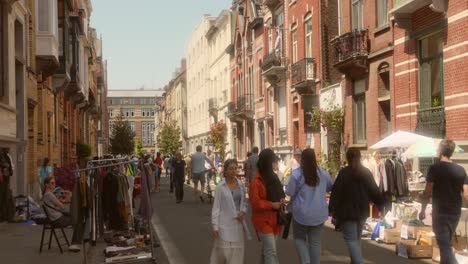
top-left (211, 159), bottom-right (251, 264)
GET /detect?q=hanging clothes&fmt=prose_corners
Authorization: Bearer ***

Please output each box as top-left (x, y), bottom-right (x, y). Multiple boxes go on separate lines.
top-left (138, 164), bottom-right (153, 221)
top-left (103, 171), bottom-right (127, 230)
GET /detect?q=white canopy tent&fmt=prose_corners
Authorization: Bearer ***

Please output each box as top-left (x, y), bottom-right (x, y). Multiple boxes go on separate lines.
top-left (369, 131), bottom-right (432, 150)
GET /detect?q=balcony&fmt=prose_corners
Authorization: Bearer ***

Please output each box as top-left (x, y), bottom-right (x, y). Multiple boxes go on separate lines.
top-left (262, 52), bottom-right (286, 85)
top-left (64, 15), bottom-right (83, 99)
top-left (291, 58), bottom-right (317, 95)
top-left (249, 7), bottom-right (265, 30)
top-left (416, 106), bottom-right (446, 138)
top-left (237, 94), bottom-right (254, 120)
top-left (263, 0), bottom-right (282, 10)
top-left (227, 102), bottom-right (242, 122)
top-left (35, 0), bottom-right (60, 76)
top-left (390, 0), bottom-right (447, 29)
top-left (330, 30), bottom-right (369, 79)
top-left (208, 98), bottom-right (218, 121)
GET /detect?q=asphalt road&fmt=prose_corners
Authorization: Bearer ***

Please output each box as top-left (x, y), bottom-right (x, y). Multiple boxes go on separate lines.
top-left (151, 176), bottom-right (431, 264)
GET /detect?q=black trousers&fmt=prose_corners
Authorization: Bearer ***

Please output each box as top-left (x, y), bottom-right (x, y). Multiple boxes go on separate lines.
top-left (433, 213), bottom-right (460, 264)
top-left (174, 177), bottom-right (184, 201)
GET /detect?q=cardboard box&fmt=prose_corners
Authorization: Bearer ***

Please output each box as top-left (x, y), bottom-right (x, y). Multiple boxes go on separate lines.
top-left (418, 231), bottom-right (435, 246)
top-left (384, 229), bottom-right (401, 244)
top-left (396, 240), bottom-right (433, 259)
top-left (401, 224), bottom-right (433, 239)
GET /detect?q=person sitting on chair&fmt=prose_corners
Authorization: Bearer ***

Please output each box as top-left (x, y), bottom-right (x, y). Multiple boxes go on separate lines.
top-left (43, 176), bottom-right (83, 252)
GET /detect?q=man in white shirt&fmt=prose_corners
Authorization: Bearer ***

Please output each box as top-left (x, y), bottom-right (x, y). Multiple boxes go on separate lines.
top-left (192, 145), bottom-right (215, 203)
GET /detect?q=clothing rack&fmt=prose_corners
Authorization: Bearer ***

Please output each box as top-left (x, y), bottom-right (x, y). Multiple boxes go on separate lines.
top-left (73, 160), bottom-right (139, 174)
top-left (87, 158), bottom-right (128, 166)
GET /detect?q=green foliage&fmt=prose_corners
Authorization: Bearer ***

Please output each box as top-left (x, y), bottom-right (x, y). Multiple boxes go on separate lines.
top-left (135, 138), bottom-right (143, 158)
top-left (208, 121), bottom-right (227, 161)
top-left (157, 121), bottom-right (182, 156)
top-left (309, 106), bottom-right (344, 133)
top-left (76, 141), bottom-right (92, 161)
top-left (109, 114), bottom-right (135, 155)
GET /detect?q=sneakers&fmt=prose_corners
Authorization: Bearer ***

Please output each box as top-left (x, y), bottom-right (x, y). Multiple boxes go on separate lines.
top-left (69, 244), bottom-right (81, 252)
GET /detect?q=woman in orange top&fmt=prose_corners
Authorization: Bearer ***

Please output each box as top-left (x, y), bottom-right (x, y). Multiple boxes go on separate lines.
top-left (249, 148), bottom-right (285, 264)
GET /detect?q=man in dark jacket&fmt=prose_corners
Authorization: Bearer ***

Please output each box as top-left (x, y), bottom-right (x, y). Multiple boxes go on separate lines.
top-left (420, 140), bottom-right (468, 264)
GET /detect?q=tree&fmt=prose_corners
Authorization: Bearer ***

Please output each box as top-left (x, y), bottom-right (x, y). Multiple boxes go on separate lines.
top-left (157, 121), bottom-right (182, 156)
top-left (208, 121), bottom-right (227, 162)
top-left (135, 138), bottom-right (143, 158)
top-left (109, 114), bottom-right (135, 156)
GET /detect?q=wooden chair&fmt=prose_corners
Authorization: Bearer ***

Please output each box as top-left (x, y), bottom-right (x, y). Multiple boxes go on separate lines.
top-left (39, 205), bottom-right (70, 254)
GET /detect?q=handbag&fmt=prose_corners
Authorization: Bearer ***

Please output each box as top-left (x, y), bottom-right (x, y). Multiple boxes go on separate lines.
top-left (282, 181), bottom-right (305, 239)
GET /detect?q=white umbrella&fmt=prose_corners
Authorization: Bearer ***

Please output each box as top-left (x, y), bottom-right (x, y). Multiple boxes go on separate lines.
top-left (369, 130), bottom-right (432, 149)
top-left (403, 138), bottom-right (464, 158)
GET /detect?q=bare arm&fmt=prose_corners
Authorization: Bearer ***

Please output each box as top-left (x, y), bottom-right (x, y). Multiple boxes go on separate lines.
top-left (463, 185), bottom-right (468, 204)
top-left (419, 182), bottom-right (433, 220)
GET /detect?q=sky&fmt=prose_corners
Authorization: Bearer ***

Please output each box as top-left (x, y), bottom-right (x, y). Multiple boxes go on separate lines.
top-left (91, 0), bottom-right (230, 91)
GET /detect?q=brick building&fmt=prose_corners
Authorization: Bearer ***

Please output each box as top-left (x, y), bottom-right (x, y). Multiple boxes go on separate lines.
top-left (107, 90), bottom-right (163, 154)
top-left (390, 0), bottom-right (468, 167)
top-left (332, 0), bottom-right (394, 149)
top-left (287, 0), bottom-right (340, 155)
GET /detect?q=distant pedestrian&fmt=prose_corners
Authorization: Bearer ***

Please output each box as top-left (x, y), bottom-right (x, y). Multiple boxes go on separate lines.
top-left (169, 152), bottom-right (177, 193)
top-left (329, 148), bottom-right (383, 264)
top-left (155, 152), bottom-right (163, 192)
top-left (164, 156), bottom-right (171, 178)
top-left (210, 159), bottom-right (251, 264)
top-left (419, 140), bottom-right (468, 264)
top-left (249, 148), bottom-right (285, 264)
top-left (38, 157), bottom-right (53, 187)
top-left (245, 147), bottom-right (259, 184)
top-left (286, 148), bottom-right (332, 264)
top-left (172, 152), bottom-right (186, 203)
top-left (192, 145), bottom-right (215, 203)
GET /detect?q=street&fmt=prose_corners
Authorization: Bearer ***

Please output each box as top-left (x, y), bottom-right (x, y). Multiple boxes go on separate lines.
top-left (151, 176), bottom-right (431, 264)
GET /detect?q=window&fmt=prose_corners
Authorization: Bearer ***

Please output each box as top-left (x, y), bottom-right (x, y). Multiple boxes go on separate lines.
top-left (130, 122), bottom-right (135, 132)
top-left (109, 109), bottom-right (113, 117)
top-left (120, 108), bottom-right (134, 117)
top-left (258, 61), bottom-right (263, 97)
top-left (142, 108), bottom-right (153, 117)
top-left (377, 0), bottom-right (388, 27)
top-left (268, 27), bottom-right (273, 53)
top-left (378, 63), bottom-right (391, 138)
top-left (141, 122), bottom-right (155, 146)
top-left (419, 31), bottom-right (444, 110)
top-left (351, 0), bottom-right (363, 30)
top-left (353, 79), bottom-right (366, 144)
top-left (292, 28), bottom-right (298, 63)
top-left (305, 17), bottom-right (313, 58)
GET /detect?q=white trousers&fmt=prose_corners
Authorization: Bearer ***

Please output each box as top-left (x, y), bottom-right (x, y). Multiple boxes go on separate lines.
top-left (210, 239), bottom-right (245, 264)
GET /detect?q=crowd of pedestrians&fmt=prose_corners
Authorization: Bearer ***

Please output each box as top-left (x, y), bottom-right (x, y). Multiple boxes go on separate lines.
top-left (141, 139), bottom-right (467, 264)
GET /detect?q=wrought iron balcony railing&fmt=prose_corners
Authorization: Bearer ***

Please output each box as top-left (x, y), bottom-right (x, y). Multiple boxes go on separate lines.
top-left (416, 106), bottom-right (446, 138)
top-left (330, 29), bottom-right (369, 78)
top-left (291, 58), bottom-right (316, 94)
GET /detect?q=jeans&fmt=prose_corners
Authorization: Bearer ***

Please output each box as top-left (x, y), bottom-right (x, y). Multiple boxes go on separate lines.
top-left (293, 219), bottom-right (323, 264)
top-left (341, 221), bottom-right (364, 264)
top-left (257, 232), bottom-right (279, 264)
top-left (433, 213), bottom-right (460, 264)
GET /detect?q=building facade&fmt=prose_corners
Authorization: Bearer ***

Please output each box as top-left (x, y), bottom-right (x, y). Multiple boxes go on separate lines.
top-left (186, 15), bottom-right (217, 152)
top-left (206, 10), bottom-right (235, 158)
top-left (390, 0), bottom-right (468, 168)
top-left (0, 0), bottom-right (109, 196)
top-left (162, 59), bottom-right (188, 152)
top-left (107, 90), bottom-right (163, 154)
top-left (332, 0), bottom-right (394, 150)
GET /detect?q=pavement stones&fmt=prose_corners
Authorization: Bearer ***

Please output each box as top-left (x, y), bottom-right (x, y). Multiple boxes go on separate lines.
top-left (151, 176), bottom-right (432, 264)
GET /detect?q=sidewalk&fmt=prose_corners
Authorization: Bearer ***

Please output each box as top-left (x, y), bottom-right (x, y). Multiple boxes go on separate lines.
top-left (0, 222), bottom-right (86, 264)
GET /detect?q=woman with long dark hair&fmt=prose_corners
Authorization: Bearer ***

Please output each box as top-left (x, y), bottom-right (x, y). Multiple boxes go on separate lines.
top-left (285, 148), bottom-right (332, 264)
top-left (249, 148), bottom-right (285, 264)
top-left (329, 148), bottom-right (383, 264)
top-left (210, 159), bottom-right (251, 264)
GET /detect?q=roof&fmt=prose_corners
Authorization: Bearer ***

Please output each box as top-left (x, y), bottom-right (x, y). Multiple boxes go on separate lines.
top-left (107, 90), bottom-right (165, 98)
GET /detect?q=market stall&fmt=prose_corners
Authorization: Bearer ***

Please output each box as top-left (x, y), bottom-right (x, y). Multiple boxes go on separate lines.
top-left (365, 131), bottom-right (466, 262)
